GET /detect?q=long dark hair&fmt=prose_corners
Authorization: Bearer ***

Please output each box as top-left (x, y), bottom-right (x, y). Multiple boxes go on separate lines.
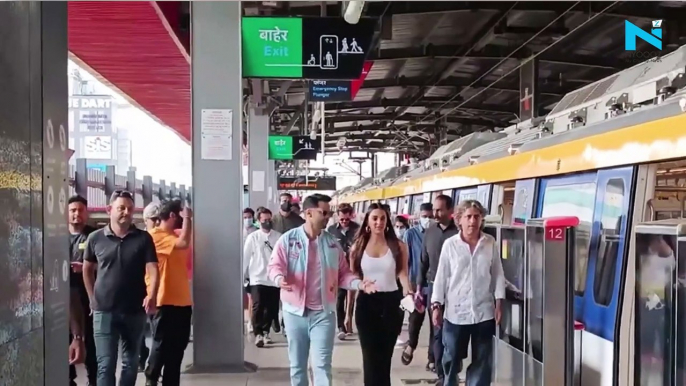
top-left (349, 203), bottom-right (402, 277)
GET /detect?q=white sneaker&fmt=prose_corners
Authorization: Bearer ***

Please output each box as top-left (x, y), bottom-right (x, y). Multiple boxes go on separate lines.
top-left (255, 335), bottom-right (264, 348)
top-left (264, 334), bottom-right (273, 344)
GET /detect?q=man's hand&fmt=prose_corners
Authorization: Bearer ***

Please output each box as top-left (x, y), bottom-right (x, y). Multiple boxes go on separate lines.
top-left (143, 296), bottom-right (157, 315)
top-left (71, 261), bottom-right (83, 273)
top-left (181, 206), bottom-right (193, 219)
top-left (359, 279), bottom-right (377, 294)
top-left (495, 300), bottom-right (502, 325)
top-left (279, 280), bottom-right (292, 291)
top-left (69, 337), bottom-right (85, 365)
top-left (431, 306), bottom-right (443, 328)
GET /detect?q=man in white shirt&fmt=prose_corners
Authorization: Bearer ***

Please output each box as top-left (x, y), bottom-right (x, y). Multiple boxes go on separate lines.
top-left (243, 207), bottom-right (282, 347)
top-left (431, 199), bottom-right (505, 386)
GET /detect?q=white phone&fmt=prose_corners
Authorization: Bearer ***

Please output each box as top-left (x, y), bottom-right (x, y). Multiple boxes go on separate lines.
top-left (400, 295), bottom-right (415, 313)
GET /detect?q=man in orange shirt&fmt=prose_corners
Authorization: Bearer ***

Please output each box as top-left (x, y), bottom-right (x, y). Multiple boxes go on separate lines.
top-left (144, 200), bottom-right (193, 386)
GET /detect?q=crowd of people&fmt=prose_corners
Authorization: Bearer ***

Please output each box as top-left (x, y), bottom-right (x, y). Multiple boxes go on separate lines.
top-left (68, 190), bottom-right (193, 386)
top-left (68, 189), bottom-right (505, 386)
top-left (240, 192), bottom-right (505, 386)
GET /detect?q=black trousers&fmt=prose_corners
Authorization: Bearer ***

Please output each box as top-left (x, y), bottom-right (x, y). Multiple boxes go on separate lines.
top-left (69, 292), bottom-right (98, 384)
top-left (250, 285), bottom-right (280, 336)
top-left (336, 288), bottom-right (355, 331)
top-left (407, 293), bottom-right (435, 363)
top-left (146, 306), bottom-right (193, 386)
top-left (356, 291), bottom-right (403, 386)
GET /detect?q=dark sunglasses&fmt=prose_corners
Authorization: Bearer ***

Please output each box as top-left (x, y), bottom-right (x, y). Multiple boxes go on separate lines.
top-left (111, 190), bottom-right (134, 200)
top-left (339, 218), bottom-right (351, 222)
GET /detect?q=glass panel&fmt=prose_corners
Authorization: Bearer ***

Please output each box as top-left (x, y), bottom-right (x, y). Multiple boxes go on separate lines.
top-left (501, 227), bottom-right (526, 351)
top-left (635, 233), bottom-right (676, 386)
top-left (398, 196), bottom-right (407, 215)
top-left (676, 239), bottom-right (686, 385)
top-left (387, 198), bottom-right (398, 216)
top-left (526, 226), bottom-right (544, 362)
top-left (541, 182), bottom-right (596, 295)
top-left (411, 194), bottom-right (423, 217)
top-left (593, 178), bottom-right (626, 306)
top-left (459, 188), bottom-right (477, 202)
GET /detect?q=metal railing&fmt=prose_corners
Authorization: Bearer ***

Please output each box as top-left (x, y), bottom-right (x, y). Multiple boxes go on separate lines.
top-left (70, 158), bottom-right (192, 211)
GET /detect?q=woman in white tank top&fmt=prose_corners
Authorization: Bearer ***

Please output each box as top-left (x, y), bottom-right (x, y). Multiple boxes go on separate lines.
top-left (349, 203), bottom-right (413, 386)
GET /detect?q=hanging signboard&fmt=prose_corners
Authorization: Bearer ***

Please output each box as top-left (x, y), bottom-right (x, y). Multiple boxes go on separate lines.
top-left (278, 176), bottom-right (337, 191)
top-left (242, 17), bottom-right (375, 79)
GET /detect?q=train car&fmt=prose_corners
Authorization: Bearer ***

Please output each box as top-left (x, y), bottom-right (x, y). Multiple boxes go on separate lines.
top-left (336, 45), bottom-right (686, 386)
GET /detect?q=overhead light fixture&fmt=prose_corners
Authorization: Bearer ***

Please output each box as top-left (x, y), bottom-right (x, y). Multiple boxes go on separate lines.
top-left (344, 1), bottom-right (365, 25)
top-left (469, 156), bottom-right (480, 165)
top-left (508, 143), bottom-right (522, 156)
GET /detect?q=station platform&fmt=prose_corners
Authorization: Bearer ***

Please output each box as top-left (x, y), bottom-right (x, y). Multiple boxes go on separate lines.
top-left (74, 316), bottom-right (450, 385)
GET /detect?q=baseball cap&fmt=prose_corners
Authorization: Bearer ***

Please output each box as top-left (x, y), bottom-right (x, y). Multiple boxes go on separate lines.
top-left (143, 202), bottom-right (161, 220)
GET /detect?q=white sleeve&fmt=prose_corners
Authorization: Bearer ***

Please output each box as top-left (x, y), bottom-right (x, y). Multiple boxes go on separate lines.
top-left (243, 234), bottom-right (254, 280)
top-left (491, 241), bottom-right (506, 300)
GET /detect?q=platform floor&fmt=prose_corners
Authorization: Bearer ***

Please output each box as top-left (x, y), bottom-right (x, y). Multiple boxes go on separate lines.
top-left (74, 316), bottom-right (461, 385)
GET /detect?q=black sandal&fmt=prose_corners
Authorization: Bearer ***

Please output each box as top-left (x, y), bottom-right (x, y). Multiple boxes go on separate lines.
top-left (401, 348), bottom-right (414, 365)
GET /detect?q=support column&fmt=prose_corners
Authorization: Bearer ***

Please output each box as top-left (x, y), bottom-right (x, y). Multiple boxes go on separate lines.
top-left (248, 109), bottom-right (269, 209)
top-left (190, 1), bottom-right (246, 371)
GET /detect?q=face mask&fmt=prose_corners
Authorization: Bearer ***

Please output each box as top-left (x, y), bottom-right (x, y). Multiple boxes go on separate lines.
top-left (419, 217), bottom-right (432, 229)
top-left (395, 227), bottom-right (406, 238)
top-left (243, 218), bottom-right (253, 228)
top-left (261, 221), bottom-right (272, 231)
top-left (280, 202), bottom-right (292, 212)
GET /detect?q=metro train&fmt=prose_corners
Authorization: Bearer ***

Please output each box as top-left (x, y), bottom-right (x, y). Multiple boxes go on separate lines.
top-left (333, 45), bottom-right (686, 386)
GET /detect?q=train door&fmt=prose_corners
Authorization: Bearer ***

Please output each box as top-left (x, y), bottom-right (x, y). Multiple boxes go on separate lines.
top-left (585, 168), bottom-right (633, 338)
top-left (537, 172), bottom-right (596, 321)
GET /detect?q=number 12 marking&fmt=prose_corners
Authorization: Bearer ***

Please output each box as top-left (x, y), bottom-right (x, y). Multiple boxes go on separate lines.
top-left (546, 226), bottom-right (565, 241)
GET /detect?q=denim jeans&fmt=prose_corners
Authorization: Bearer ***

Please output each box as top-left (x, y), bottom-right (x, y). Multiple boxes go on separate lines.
top-left (282, 309), bottom-right (336, 386)
top-left (442, 319), bottom-right (495, 386)
top-left (425, 283), bottom-right (445, 380)
top-left (93, 310), bottom-right (147, 386)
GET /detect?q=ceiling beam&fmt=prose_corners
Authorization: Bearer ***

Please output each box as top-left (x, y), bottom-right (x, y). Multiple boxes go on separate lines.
top-left (362, 76), bottom-right (573, 97)
top-left (264, 80), bottom-right (294, 115)
top-left (324, 113), bottom-right (505, 127)
top-left (393, 10), bottom-right (506, 118)
top-left (368, 44), bottom-right (626, 70)
top-left (326, 134), bottom-right (431, 142)
top-left (312, 97), bottom-right (517, 115)
top-left (282, 101), bottom-right (306, 134)
top-left (325, 122), bottom-right (445, 135)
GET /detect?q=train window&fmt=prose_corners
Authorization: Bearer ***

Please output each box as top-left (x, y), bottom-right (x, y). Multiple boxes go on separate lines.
top-left (387, 198), bottom-right (398, 216)
top-left (634, 233), bottom-right (676, 386)
top-left (593, 178), bottom-right (625, 306)
top-left (398, 196), bottom-right (409, 215)
top-left (541, 182), bottom-right (596, 295)
top-left (411, 194), bottom-right (423, 217)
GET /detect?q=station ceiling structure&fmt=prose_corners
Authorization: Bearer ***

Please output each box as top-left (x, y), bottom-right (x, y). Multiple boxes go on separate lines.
top-left (68, 1), bottom-right (686, 158)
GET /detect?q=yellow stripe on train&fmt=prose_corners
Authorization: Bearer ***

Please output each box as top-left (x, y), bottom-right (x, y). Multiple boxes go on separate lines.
top-left (340, 112), bottom-right (686, 203)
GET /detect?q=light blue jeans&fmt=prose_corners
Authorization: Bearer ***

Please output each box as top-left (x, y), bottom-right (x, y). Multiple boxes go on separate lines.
top-left (283, 309), bottom-right (336, 386)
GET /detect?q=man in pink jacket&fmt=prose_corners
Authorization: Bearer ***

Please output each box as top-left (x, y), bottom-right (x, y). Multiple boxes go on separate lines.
top-left (268, 194), bottom-right (375, 386)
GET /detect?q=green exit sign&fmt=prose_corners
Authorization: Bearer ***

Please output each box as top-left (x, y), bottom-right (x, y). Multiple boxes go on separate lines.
top-left (268, 135), bottom-right (293, 160)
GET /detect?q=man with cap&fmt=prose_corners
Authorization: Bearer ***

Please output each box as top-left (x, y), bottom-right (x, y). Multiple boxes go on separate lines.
top-left (139, 202), bottom-right (161, 372)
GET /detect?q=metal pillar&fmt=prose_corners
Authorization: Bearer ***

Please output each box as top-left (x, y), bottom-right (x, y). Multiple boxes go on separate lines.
top-left (190, 1), bottom-right (246, 372)
top-left (248, 109), bottom-right (269, 209)
top-left (30, 1), bottom-right (69, 383)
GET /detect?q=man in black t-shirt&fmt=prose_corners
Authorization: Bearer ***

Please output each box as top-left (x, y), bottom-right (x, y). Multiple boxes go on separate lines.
top-left (67, 195), bottom-right (97, 386)
top-left (83, 190), bottom-right (159, 386)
